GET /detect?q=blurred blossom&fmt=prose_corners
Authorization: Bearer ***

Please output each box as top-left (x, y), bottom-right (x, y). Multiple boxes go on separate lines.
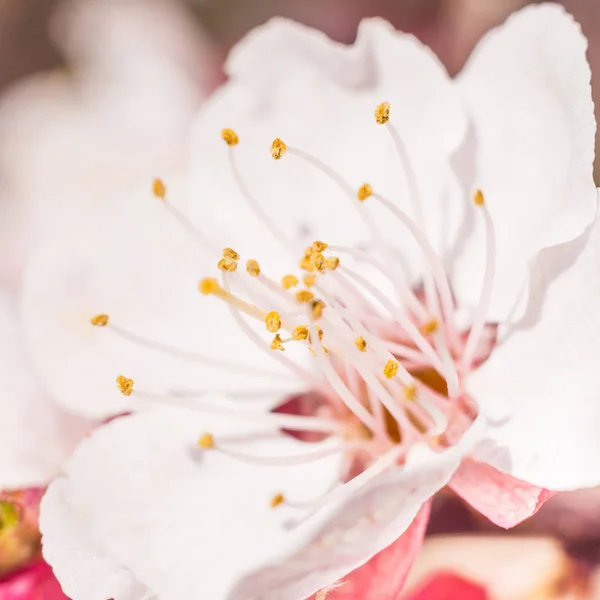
top-left (0, 0), bottom-right (220, 288)
top-left (403, 536), bottom-right (592, 599)
top-left (27, 5), bottom-right (600, 599)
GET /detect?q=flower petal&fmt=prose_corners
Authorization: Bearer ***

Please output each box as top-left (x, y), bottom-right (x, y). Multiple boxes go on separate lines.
top-left (313, 502), bottom-right (430, 600)
top-left (0, 292), bottom-right (89, 489)
top-left (0, 561), bottom-right (70, 600)
top-left (22, 183), bottom-right (301, 419)
top-left (449, 459), bottom-right (553, 529)
top-left (405, 572), bottom-right (488, 600)
top-left (467, 209), bottom-right (600, 490)
top-left (41, 408), bottom-right (479, 600)
top-left (452, 4), bottom-right (596, 321)
top-left (190, 18), bottom-right (467, 281)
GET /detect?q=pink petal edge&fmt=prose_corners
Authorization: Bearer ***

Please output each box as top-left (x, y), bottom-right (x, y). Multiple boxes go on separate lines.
top-left (449, 458), bottom-right (554, 528)
top-left (0, 560), bottom-right (68, 600)
top-left (310, 501), bottom-right (431, 600)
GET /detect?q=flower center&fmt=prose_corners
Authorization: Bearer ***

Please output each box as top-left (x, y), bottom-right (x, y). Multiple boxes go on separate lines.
top-left (95, 101), bottom-right (497, 513)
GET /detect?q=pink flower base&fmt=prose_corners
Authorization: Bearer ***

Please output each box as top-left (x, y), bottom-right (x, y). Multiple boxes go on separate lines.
top-left (0, 561), bottom-right (68, 600)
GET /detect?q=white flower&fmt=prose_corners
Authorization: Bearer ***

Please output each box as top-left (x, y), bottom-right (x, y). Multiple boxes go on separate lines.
top-left (33, 5), bottom-right (600, 600)
top-left (0, 0), bottom-right (217, 289)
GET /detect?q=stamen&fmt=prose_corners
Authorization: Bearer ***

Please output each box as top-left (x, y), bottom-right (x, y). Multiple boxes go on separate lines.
top-left (90, 313), bottom-right (109, 327)
top-left (226, 137), bottom-right (292, 251)
top-left (306, 313), bottom-right (382, 435)
top-left (357, 183), bottom-right (373, 201)
top-left (246, 259), bottom-right (261, 277)
top-left (271, 334), bottom-right (285, 351)
top-left (461, 190), bottom-right (496, 370)
top-left (218, 257), bottom-right (238, 272)
top-left (135, 389), bottom-right (341, 433)
top-left (324, 257), bottom-right (340, 271)
top-left (420, 319), bottom-right (438, 336)
top-left (281, 274), bottom-right (299, 289)
top-left (221, 128), bottom-right (239, 146)
top-left (116, 375), bottom-right (134, 396)
top-left (270, 138), bottom-right (287, 160)
top-left (152, 178), bottom-right (167, 200)
top-left (355, 336), bottom-right (367, 352)
top-left (223, 247), bottom-right (240, 261)
top-left (271, 493), bottom-right (285, 508)
top-left (303, 273), bottom-right (316, 287)
top-left (374, 102), bottom-right (390, 125)
top-left (197, 433), bottom-right (215, 449)
top-left (311, 299), bottom-right (326, 320)
top-left (383, 359), bottom-right (399, 379)
top-left (296, 290), bottom-right (315, 303)
top-left (265, 311), bottom-right (282, 333)
top-left (292, 326), bottom-right (309, 341)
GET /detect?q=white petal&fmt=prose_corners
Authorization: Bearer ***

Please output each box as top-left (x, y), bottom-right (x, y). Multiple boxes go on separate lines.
top-left (0, 291), bottom-right (90, 489)
top-left (467, 207), bottom-right (600, 490)
top-left (22, 184), bottom-right (301, 419)
top-left (452, 4), bottom-right (596, 321)
top-left (41, 408), bottom-right (481, 600)
top-left (189, 18), bottom-right (467, 281)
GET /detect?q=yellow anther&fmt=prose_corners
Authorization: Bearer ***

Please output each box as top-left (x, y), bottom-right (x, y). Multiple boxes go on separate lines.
top-left (311, 299), bottom-right (325, 320)
top-left (199, 277), bottom-right (224, 296)
top-left (300, 257), bottom-right (317, 272)
top-left (383, 359), bottom-right (399, 379)
top-left (270, 493), bottom-right (285, 509)
top-left (355, 336), bottom-right (367, 352)
top-left (311, 252), bottom-right (325, 272)
top-left (90, 314), bottom-right (109, 327)
top-left (302, 273), bottom-right (316, 287)
top-left (325, 257), bottom-right (340, 271)
top-left (473, 189), bottom-right (485, 206)
top-left (218, 257), bottom-right (238, 273)
top-left (152, 178), bottom-right (167, 199)
top-left (309, 346), bottom-right (329, 357)
top-left (374, 102), bottom-right (390, 125)
top-left (404, 385), bottom-right (418, 401)
top-left (223, 247), bottom-right (240, 261)
top-left (292, 326), bottom-right (309, 341)
top-left (420, 318), bottom-right (439, 336)
top-left (271, 334), bottom-right (285, 352)
top-left (116, 375), bottom-right (134, 396)
top-left (315, 325), bottom-right (324, 341)
top-left (312, 240), bottom-right (328, 252)
top-left (281, 274), bottom-right (299, 289)
top-left (197, 433), bottom-right (215, 449)
top-left (296, 290), bottom-right (315, 303)
top-left (270, 138), bottom-right (287, 160)
top-left (265, 311), bottom-right (282, 333)
top-left (221, 128), bottom-right (239, 146)
top-left (246, 259), bottom-right (261, 277)
top-left (357, 183), bottom-right (373, 201)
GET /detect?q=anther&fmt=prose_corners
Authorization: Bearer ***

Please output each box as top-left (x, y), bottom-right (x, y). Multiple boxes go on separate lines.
top-left (420, 318), bottom-right (439, 336)
top-left (296, 290), bottom-right (315, 303)
top-left (199, 277), bottom-right (225, 296)
top-left (355, 336), bottom-right (367, 352)
top-left (116, 375), bottom-right (134, 396)
top-left (281, 274), bottom-right (299, 289)
top-left (271, 334), bottom-right (285, 351)
top-left (311, 299), bottom-right (325, 320)
top-left (152, 178), bottom-right (167, 199)
top-left (197, 433), bottom-right (215, 449)
top-left (357, 183), bottom-right (373, 201)
top-left (0, 500), bottom-right (19, 530)
top-left (221, 128), bottom-right (239, 146)
top-left (325, 257), bottom-right (340, 271)
top-left (218, 257), bottom-right (238, 272)
top-left (312, 240), bottom-right (328, 252)
top-left (383, 359), bottom-right (399, 379)
top-left (223, 247), bottom-right (240, 261)
top-left (292, 326), bottom-right (309, 341)
top-left (270, 493), bottom-right (285, 509)
top-left (265, 311), bottom-right (282, 333)
top-left (473, 189), bottom-right (485, 206)
top-left (302, 273), bottom-right (316, 287)
top-left (300, 256), bottom-right (317, 272)
top-left (270, 138), bottom-right (287, 160)
top-left (404, 385), bottom-right (418, 401)
top-left (311, 252), bottom-right (325, 272)
top-left (374, 102), bottom-right (390, 125)
top-left (246, 259), bottom-right (260, 277)
top-left (90, 314), bottom-right (109, 327)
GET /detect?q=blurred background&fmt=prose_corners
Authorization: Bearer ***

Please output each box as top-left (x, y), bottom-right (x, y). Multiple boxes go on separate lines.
top-left (1, 0), bottom-right (599, 598)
